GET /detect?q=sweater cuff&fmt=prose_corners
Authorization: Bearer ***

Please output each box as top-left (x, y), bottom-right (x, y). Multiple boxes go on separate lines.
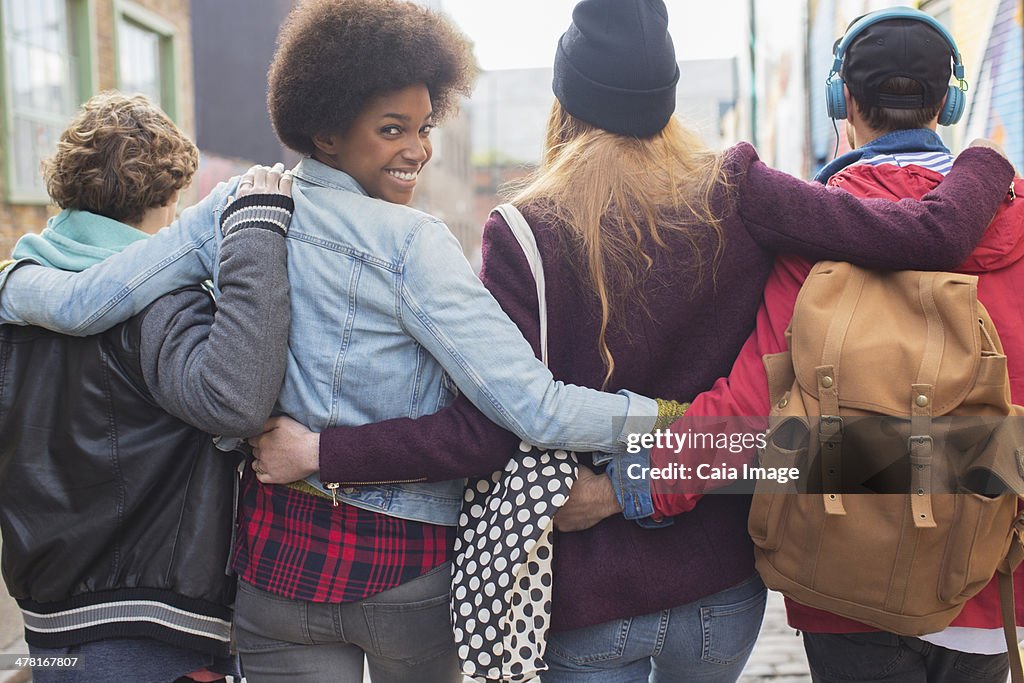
top-left (221, 193), bottom-right (294, 238)
top-left (654, 399), bottom-right (690, 431)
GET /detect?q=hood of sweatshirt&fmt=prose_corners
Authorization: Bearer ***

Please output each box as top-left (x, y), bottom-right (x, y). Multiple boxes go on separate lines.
top-left (828, 161), bottom-right (1024, 275)
top-left (11, 209), bottom-right (147, 272)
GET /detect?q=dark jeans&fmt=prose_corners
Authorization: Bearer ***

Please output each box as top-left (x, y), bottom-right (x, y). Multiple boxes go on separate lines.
top-left (803, 631), bottom-right (1010, 683)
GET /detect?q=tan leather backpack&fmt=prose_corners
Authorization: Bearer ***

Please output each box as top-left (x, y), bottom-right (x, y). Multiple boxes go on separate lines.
top-left (749, 261), bottom-right (1024, 670)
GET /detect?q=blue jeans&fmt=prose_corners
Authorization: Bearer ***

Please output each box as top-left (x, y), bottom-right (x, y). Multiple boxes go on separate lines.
top-left (233, 562), bottom-right (460, 682)
top-left (542, 575), bottom-right (766, 682)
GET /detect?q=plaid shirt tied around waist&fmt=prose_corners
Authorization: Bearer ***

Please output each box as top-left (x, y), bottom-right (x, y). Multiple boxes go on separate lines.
top-left (231, 471), bottom-right (454, 602)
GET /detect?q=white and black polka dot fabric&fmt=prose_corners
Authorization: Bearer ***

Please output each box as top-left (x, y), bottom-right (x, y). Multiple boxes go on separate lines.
top-left (452, 441), bottom-right (578, 682)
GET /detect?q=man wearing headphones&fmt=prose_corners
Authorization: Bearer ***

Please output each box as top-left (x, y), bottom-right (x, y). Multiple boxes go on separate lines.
top-left (785, 10), bottom-right (1024, 681)
top-left (583, 6), bottom-right (1024, 682)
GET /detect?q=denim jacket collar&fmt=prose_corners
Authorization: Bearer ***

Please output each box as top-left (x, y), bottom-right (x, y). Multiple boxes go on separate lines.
top-left (293, 156), bottom-right (369, 196)
top-left (814, 128), bottom-right (949, 184)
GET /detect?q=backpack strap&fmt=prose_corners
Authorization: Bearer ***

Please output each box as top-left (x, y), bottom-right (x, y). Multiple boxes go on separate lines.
top-left (999, 513), bottom-right (1024, 683)
top-left (908, 273), bottom-right (945, 528)
top-left (816, 266), bottom-right (866, 517)
top-left (909, 384), bottom-right (937, 529)
top-left (999, 567), bottom-right (1024, 683)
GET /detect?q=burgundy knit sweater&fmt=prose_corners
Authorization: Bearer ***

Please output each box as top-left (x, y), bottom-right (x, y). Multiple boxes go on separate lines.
top-left (319, 143), bottom-right (1013, 631)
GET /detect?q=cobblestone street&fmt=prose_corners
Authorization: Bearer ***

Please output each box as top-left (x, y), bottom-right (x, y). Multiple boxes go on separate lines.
top-left (740, 590), bottom-right (811, 682)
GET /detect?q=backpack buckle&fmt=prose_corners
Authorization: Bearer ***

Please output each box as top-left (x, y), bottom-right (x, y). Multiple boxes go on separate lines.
top-left (909, 436), bottom-right (934, 473)
top-left (819, 415), bottom-right (844, 442)
top-left (908, 435), bottom-right (934, 452)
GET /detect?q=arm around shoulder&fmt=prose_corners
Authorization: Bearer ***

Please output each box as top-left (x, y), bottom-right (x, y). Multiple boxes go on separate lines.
top-left (139, 192), bottom-right (293, 436)
top-left (0, 181), bottom-right (234, 333)
top-left (733, 144), bottom-right (1014, 270)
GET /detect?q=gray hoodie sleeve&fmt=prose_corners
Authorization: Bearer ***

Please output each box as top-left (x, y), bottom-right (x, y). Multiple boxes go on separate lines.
top-left (137, 194), bottom-right (293, 437)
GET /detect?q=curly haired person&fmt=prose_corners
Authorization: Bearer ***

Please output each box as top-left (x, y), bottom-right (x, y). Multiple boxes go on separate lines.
top-left (0, 91), bottom-right (294, 683)
top-left (42, 92), bottom-right (197, 228)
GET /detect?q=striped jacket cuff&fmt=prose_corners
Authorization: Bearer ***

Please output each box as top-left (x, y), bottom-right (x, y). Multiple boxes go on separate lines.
top-left (221, 193), bottom-right (294, 238)
top-left (19, 589), bottom-right (232, 656)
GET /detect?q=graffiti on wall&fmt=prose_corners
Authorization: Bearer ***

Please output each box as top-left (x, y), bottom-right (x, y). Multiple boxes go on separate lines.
top-left (963, 0), bottom-right (1023, 170)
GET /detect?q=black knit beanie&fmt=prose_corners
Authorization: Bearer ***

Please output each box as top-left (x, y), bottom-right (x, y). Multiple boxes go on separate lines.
top-left (553, 0), bottom-right (680, 137)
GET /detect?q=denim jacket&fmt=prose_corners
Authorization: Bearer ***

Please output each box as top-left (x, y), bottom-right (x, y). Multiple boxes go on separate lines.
top-left (0, 158), bottom-right (656, 525)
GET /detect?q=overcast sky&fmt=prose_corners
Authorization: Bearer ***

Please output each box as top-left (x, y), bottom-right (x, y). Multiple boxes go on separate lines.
top-left (439, 0), bottom-right (748, 71)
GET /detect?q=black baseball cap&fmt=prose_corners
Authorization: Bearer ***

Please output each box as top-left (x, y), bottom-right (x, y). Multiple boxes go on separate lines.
top-left (840, 18), bottom-right (954, 109)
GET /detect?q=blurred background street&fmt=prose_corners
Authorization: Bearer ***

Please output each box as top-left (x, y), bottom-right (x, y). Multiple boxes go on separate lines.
top-left (0, 0), bottom-right (1019, 260)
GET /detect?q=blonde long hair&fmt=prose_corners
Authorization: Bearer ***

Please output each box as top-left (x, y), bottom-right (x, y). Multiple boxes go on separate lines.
top-left (510, 100), bottom-right (733, 388)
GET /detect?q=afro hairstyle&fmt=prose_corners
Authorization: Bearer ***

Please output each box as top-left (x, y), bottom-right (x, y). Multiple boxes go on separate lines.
top-left (268, 0), bottom-right (476, 154)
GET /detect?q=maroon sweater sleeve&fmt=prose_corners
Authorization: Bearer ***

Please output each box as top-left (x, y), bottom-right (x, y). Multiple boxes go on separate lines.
top-left (730, 143), bottom-right (1013, 269)
top-left (318, 212), bottom-right (535, 484)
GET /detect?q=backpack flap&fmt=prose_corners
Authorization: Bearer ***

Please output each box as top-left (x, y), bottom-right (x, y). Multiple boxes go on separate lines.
top-left (790, 262), bottom-right (988, 417)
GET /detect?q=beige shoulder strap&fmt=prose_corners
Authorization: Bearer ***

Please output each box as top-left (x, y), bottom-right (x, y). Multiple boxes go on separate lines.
top-left (999, 568), bottom-right (1024, 683)
top-left (492, 204), bottom-right (548, 367)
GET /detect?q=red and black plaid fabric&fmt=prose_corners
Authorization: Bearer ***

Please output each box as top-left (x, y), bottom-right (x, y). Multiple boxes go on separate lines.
top-left (232, 471), bottom-right (454, 602)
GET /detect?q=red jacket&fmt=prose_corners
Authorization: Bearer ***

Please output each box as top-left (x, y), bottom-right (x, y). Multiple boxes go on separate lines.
top-left (651, 160), bottom-right (1024, 632)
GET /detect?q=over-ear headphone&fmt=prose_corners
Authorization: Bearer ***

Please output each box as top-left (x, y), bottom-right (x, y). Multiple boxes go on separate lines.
top-left (825, 7), bottom-right (967, 126)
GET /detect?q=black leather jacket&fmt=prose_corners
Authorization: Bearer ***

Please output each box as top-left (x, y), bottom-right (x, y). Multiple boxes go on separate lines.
top-left (0, 195), bottom-right (293, 655)
top-left (0, 304), bottom-right (240, 655)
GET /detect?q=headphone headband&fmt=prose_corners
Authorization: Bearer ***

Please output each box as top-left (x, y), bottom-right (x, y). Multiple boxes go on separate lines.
top-left (824, 6), bottom-right (967, 125)
top-left (831, 7), bottom-right (964, 81)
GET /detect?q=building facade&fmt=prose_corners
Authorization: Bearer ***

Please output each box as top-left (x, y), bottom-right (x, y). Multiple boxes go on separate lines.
top-left (804, 0), bottom-right (1023, 176)
top-left (412, 107), bottom-right (478, 265)
top-left (0, 0), bottom-right (194, 256)
top-left (189, 0), bottom-right (294, 198)
top-left (923, 0), bottom-right (1023, 169)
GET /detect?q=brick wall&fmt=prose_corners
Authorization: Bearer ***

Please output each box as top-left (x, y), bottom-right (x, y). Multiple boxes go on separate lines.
top-left (0, 0), bottom-right (194, 257)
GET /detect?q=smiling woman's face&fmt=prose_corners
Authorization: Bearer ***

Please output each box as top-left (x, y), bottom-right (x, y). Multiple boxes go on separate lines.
top-left (316, 83), bottom-right (435, 205)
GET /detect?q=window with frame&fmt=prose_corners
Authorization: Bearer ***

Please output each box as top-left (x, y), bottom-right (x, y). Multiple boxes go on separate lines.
top-left (115, 4), bottom-right (175, 120)
top-left (117, 17), bottom-right (161, 107)
top-left (1, 0), bottom-right (82, 200)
